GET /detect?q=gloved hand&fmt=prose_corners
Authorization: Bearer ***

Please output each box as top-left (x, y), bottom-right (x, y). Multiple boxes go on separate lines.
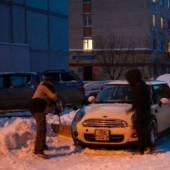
top-left (53, 99), bottom-right (64, 115)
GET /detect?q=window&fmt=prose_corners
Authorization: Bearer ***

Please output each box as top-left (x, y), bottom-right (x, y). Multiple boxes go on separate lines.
top-left (153, 39), bottom-right (157, 50)
top-left (160, 0), bottom-right (164, 5)
top-left (168, 42), bottom-right (170, 52)
top-left (83, 39), bottom-right (93, 51)
top-left (160, 17), bottom-right (164, 29)
top-left (153, 0), bottom-right (156, 2)
top-left (84, 14), bottom-right (92, 27)
top-left (60, 73), bottom-right (78, 82)
top-left (168, 0), bottom-right (170, 8)
top-left (152, 14), bottom-right (156, 26)
top-left (10, 75), bottom-right (31, 87)
top-left (168, 20), bottom-right (170, 30)
top-left (161, 41), bottom-right (164, 51)
top-left (83, 0), bottom-right (91, 3)
top-left (153, 84), bottom-right (170, 103)
top-left (0, 76), bottom-right (4, 88)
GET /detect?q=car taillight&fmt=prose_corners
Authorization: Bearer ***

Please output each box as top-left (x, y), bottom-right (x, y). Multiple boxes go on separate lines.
top-left (79, 87), bottom-right (85, 94)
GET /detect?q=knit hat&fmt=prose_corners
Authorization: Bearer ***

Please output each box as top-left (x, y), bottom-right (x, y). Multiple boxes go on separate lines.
top-left (44, 76), bottom-right (54, 84)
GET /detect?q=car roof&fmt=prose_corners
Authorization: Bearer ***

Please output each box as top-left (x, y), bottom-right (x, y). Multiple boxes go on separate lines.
top-left (106, 80), bottom-right (167, 85)
top-left (0, 72), bottom-right (37, 75)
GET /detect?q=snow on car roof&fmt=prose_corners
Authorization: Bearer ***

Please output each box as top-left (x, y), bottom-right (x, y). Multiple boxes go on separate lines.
top-left (156, 74), bottom-right (170, 87)
top-left (106, 80), bottom-right (167, 85)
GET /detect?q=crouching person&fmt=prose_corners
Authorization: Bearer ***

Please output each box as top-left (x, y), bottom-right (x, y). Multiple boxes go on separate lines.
top-left (29, 76), bottom-right (62, 159)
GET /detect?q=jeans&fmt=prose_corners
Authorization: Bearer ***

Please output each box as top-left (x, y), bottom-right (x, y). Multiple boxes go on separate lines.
top-left (32, 112), bottom-right (47, 152)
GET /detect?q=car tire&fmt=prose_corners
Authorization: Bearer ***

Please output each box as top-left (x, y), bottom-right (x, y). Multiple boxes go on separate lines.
top-left (148, 121), bottom-right (157, 144)
top-left (73, 139), bottom-right (83, 148)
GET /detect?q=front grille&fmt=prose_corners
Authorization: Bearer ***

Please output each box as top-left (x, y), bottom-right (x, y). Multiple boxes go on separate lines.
top-left (82, 119), bottom-right (128, 128)
top-left (84, 134), bottom-right (124, 143)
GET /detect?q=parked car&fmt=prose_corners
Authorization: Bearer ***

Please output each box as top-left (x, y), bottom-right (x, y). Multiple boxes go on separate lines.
top-left (0, 70), bottom-right (85, 111)
top-left (84, 80), bottom-right (112, 99)
top-left (72, 80), bottom-right (170, 147)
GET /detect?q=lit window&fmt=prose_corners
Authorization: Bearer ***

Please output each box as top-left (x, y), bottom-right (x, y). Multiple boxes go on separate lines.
top-left (168, 0), bottom-right (170, 8)
top-left (152, 14), bottom-right (156, 27)
top-left (153, 39), bottom-right (157, 50)
top-left (160, 17), bottom-right (164, 29)
top-left (153, 0), bottom-right (156, 3)
top-left (160, 0), bottom-right (164, 5)
top-left (83, 39), bottom-right (93, 51)
top-left (168, 42), bottom-right (170, 52)
top-left (84, 14), bottom-right (92, 27)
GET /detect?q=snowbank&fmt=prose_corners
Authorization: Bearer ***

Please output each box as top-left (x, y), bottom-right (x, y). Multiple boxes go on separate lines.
top-left (0, 109), bottom-right (77, 155)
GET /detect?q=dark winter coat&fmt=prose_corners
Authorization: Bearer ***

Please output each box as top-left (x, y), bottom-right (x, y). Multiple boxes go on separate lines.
top-left (125, 69), bottom-right (151, 129)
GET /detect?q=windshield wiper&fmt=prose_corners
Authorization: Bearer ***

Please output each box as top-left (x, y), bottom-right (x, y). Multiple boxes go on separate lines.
top-left (95, 100), bottom-right (132, 104)
top-left (95, 100), bottom-right (114, 103)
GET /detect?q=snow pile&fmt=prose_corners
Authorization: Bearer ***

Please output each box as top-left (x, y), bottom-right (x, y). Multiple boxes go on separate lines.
top-left (49, 109), bottom-right (78, 125)
top-left (0, 108), bottom-right (77, 155)
top-left (0, 117), bottom-right (36, 154)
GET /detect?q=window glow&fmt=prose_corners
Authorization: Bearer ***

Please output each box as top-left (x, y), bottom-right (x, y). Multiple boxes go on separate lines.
top-left (83, 39), bottom-right (93, 51)
top-left (168, 42), bottom-right (170, 52)
top-left (160, 17), bottom-right (164, 29)
top-left (153, 0), bottom-right (156, 3)
top-left (152, 14), bottom-right (156, 27)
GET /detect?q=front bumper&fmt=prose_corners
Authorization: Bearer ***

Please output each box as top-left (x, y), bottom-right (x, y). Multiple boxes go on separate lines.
top-left (72, 124), bottom-right (138, 146)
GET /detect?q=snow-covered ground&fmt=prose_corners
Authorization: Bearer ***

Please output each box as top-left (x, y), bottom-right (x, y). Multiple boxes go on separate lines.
top-left (0, 108), bottom-right (170, 170)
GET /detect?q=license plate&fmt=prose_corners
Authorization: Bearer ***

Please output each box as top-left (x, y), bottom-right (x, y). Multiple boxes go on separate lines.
top-left (95, 129), bottom-right (110, 141)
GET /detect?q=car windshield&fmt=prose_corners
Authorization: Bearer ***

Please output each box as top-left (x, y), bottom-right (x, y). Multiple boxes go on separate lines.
top-left (95, 84), bottom-right (133, 104)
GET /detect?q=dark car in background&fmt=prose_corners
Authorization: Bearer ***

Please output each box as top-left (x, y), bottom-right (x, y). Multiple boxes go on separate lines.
top-left (0, 70), bottom-right (85, 111)
top-left (84, 80), bottom-right (112, 99)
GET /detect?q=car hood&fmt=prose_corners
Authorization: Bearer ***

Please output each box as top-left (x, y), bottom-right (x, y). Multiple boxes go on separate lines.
top-left (81, 103), bottom-right (134, 126)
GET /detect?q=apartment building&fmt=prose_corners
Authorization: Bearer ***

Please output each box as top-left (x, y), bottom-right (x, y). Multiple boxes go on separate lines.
top-left (69, 0), bottom-right (170, 80)
top-left (0, 0), bottom-right (69, 72)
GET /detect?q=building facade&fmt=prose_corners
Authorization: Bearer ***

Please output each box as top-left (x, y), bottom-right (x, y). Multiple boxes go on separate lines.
top-left (0, 0), bottom-right (69, 72)
top-left (69, 0), bottom-right (170, 80)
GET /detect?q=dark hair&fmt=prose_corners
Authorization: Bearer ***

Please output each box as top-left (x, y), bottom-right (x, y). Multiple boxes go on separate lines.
top-left (44, 76), bottom-right (54, 84)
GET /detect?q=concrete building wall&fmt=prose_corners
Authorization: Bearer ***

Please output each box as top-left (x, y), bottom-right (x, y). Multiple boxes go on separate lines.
top-left (0, 0), bottom-right (69, 72)
top-left (0, 43), bottom-right (30, 72)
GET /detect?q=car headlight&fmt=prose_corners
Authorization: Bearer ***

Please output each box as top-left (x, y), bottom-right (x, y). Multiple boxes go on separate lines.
top-left (73, 109), bottom-right (85, 123)
top-left (131, 113), bottom-right (137, 123)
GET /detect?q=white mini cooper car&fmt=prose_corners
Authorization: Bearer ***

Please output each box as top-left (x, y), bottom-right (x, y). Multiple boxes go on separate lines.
top-left (71, 80), bottom-right (170, 147)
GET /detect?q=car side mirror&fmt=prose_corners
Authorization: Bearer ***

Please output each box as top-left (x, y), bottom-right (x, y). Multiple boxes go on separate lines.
top-left (88, 96), bottom-right (95, 103)
top-left (159, 98), bottom-right (169, 107)
top-left (160, 98), bottom-right (169, 104)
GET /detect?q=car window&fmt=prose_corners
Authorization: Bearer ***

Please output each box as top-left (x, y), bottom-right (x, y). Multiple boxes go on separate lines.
top-left (96, 85), bottom-right (132, 102)
top-left (10, 75), bottom-right (31, 87)
top-left (43, 72), bottom-right (78, 83)
top-left (43, 73), bottom-right (60, 82)
top-left (60, 73), bottom-right (78, 82)
top-left (0, 76), bottom-right (4, 88)
top-left (85, 82), bottom-right (104, 91)
top-left (153, 84), bottom-right (170, 103)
